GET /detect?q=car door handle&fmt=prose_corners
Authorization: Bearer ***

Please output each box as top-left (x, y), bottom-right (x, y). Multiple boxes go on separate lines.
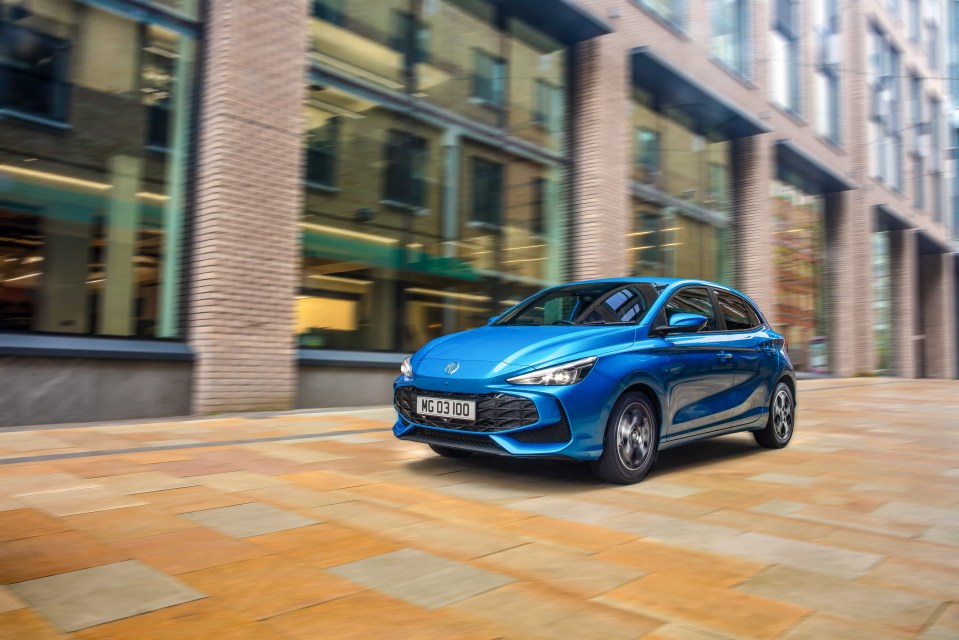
top-left (762, 343), bottom-right (777, 355)
top-left (717, 351), bottom-right (733, 361)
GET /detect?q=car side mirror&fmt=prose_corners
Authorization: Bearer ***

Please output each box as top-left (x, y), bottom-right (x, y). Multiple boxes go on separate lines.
top-left (655, 313), bottom-right (708, 334)
top-left (486, 315), bottom-right (500, 326)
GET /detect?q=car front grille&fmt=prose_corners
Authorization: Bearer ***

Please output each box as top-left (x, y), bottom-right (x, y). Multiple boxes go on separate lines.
top-left (394, 386), bottom-right (539, 432)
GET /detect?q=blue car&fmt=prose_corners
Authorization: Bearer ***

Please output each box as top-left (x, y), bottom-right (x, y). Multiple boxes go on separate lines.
top-left (393, 278), bottom-right (796, 484)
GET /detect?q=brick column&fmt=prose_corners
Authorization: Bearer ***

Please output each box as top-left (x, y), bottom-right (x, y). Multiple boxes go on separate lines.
top-left (189, 0), bottom-right (307, 413)
top-left (890, 229), bottom-right (919, 378)
top-left (570, 35), bottom-right (631, 279)
top-left (944, 253), bottom-right (958, 379)
top-left (730, 135), bottom-right (773, 316)
top-left (824, 191), bottom-right (857, 376)
top-left (921, 251), bottom-right (958, 379)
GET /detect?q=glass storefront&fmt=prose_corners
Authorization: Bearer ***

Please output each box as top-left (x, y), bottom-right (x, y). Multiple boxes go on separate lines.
top-left (770, 180), bottom-right (827, 373)
top-left (300, 1), bottom-right (567, 353)
top-left (629, 89), bottom-right (729, 282)
top-left (0, 1), bottom-right (196, 337)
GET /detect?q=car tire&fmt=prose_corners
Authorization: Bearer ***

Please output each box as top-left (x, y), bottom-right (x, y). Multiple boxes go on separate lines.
top-left (754, 381), bottom-right (795, 449)
top-left (429, 444), bottom-right (474, 458)
top-left (591, 391), bottom-right (659, 484)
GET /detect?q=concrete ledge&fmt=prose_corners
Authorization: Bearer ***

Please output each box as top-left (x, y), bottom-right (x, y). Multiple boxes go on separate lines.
top-left (0, 334), bottom-right (193, 361)
top-left (298, 349), bottom-right (407, 369)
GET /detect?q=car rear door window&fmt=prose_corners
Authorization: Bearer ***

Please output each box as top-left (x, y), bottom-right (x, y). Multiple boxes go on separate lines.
top-left (715, 291), bottom-right (761, 331)
top-left (662, 287), bottom-right (718, 331)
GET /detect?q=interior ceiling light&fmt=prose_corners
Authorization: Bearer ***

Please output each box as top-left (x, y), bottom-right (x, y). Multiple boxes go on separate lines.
top-left (405, 287), bottom-right (491, 302)
top-left (300, 221), bottom-right (398, 245)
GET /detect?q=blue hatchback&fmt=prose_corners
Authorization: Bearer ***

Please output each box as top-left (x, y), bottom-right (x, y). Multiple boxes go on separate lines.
top-left (392, 278), bottom-right (796, 484)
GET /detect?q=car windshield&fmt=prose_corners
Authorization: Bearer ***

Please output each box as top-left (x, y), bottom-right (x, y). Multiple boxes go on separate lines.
top-left (494, 282), bottom-right (668, 326)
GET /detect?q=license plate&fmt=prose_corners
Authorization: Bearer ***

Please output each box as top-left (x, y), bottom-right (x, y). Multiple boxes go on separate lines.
top-left (416, 396), bottom-right (476, 421)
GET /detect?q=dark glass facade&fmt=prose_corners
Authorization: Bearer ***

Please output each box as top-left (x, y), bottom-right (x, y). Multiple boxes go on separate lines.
top-left (299, 0), bottom-right (567, 352)
top-left (0, 0), bottom-right (197, 337)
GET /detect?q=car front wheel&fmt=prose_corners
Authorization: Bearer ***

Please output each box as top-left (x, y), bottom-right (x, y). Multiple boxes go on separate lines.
top-left (754, 381), bottom-right (795, 449)
top-left (591, 391), bottom-right (659, 484)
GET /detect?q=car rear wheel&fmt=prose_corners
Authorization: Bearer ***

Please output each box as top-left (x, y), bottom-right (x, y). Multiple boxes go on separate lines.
top-left (429, 444), bottom-right (474, 458)
top-left (591, 391), bottom-right (658, 484)
top-left (754, 381), bottom-right (795, 449)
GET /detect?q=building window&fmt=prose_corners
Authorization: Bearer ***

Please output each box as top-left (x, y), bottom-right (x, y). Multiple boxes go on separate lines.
top-left (533, 79), bottom-right (561, 132)
top-left (390, 11), bottom-right (429, 66)
top-left (383, 130), bottom-right (427, 208)
top-left (471, 158), bottom-right (503, 226)
top-left (869, 28), bottom-right (902, 189)
top-left (909, 0), bottom-right (920, 41)
top-left (929, 97), bottom-right (942, 220)
top-left (814, 0), bottom-right (841, 143)
top-left (0, 23), bottom-right (70, 122)
top-left (707, 162), bottom-right (728, 208)
top-left (712, 0), bottom-right (748, 74)
top-left (926, 22), bottom-right (938, 70)
top-left (306, 117), bottom-right (339, 188)
top-left (311, 0), bottom-right (345, 25)
top-left (911, 76), bottom-right (925, 208)
top-left (531, 177), bottom-right (546, 236)
top-left (637, 0), bottom-right (685, 29)
top-left (0, 6), bottom-right (195, 338)
top-left (473, 50), bottom-right (506, 108)
top-left (635, 128), bottom-right (660, 174)
top-left (771, 0), bottom-right (800, 113)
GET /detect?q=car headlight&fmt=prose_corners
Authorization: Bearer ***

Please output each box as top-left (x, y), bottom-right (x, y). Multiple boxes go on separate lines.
top-left (400, 356), bottom-right (413, 378)
top-left (506, 356), bottom-right (597, 386)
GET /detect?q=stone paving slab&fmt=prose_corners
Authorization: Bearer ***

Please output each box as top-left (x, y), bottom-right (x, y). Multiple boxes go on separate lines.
top-left (8, 560), bottom-right (204, 632)
top-left (0, 378), bottom-right (955, 638)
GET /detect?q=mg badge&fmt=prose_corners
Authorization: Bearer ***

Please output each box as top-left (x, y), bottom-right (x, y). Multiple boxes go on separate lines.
top-left (445, 362), bottom-right (460, 375)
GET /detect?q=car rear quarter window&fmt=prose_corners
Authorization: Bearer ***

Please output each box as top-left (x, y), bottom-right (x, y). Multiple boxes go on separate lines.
top-left (663, 287), bottom-right (719, 331)
top-left (716, 290), bottom-right (762, 331)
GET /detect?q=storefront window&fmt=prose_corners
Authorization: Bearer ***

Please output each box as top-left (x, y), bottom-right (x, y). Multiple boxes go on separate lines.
top-left (771, 180), bottom-right (827, 373)
top-left (629, 92), bottom-right (729, 282)
top-left (0, 2), bottom-right (196, 338)
top-left (299, 81), bottom-right (563, 352)
top-left (302, 2), bottom-right (569, 354)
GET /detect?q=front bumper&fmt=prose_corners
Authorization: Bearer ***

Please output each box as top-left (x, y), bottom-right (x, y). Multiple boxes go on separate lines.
top-left (392, 381), bottom-right (605, 460)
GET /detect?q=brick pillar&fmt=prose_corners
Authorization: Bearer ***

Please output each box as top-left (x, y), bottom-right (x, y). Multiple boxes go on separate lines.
top-left (570, 35), bottom-right (631, 279)
top-left (824, 191), bottom-right (857, 376)
top-left (920, 251), bottom-right (958, 379)
top-left (730, 135), bottom-right (773, 315)
top-left (890, 229), bottom-right (919, 378)
top-left (944, 253), bottom-right (958, 379)
top-left (189, 0), bottom-right (307, 413)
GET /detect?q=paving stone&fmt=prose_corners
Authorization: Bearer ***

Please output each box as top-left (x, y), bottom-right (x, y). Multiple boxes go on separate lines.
top-left (507, 495), bottom-right (632, 525)
top-left (185, 503), bottom-right (317, 538)
top-left (872, 501), bottom-right (959, 527)
top-left (0, 587), bottom-right (25, 614)
top-left (193, 471), bottom-right (287, 493)
top-left (0, 530), bottom-right (127, 583)
top-left (115, 528), bottom-right (269, 574)
top-left (748, 472), bottom-right (817, 486)
top-left (475, 542), bottom-right (639, 597)
top-left (0, 508), bottom-right (71, 542)
top-left (19, 487), bottom-right (145, 517)
top-left (750, 499), bottom-right (806, 516)
top-left (97, 472), bottom-right (200, 495)
top-left (328, 548), bottom-right (513, 609)
top-left (703, 531), bottom-right (882, 579)
top-left (8, 560), bottom-right (204, 632)
top-left (781, 613), bottom-right (915, 639)
top-left (0, 473), bottom-right (99, 498)
top-left (736, 565), bottom-right (942, 631)
top-left (622, 481), bottom-right (705, 499)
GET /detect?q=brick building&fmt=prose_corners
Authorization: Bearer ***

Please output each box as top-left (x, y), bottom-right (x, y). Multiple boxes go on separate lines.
top-left (0, 0), bottom-right (955, 426)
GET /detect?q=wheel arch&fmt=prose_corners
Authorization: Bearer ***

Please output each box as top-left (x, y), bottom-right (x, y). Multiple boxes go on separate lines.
top-left (778, 374), bottom-right (797, 406)
top-left (618, 382), bottom-right (664, 443)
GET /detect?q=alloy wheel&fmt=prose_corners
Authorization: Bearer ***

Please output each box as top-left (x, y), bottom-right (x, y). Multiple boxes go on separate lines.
top-left (773, 387), bottom-right (793, 440)
top-left (616, 402), bottom-right (653, 471)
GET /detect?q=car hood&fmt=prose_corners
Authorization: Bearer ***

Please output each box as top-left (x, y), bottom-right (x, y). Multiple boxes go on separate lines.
top-left (418, 325), bottom-right (636, 367)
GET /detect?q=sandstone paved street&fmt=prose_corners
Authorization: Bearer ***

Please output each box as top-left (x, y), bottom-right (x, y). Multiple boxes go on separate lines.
top-left (0, 378), bottom-right (957, 639)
